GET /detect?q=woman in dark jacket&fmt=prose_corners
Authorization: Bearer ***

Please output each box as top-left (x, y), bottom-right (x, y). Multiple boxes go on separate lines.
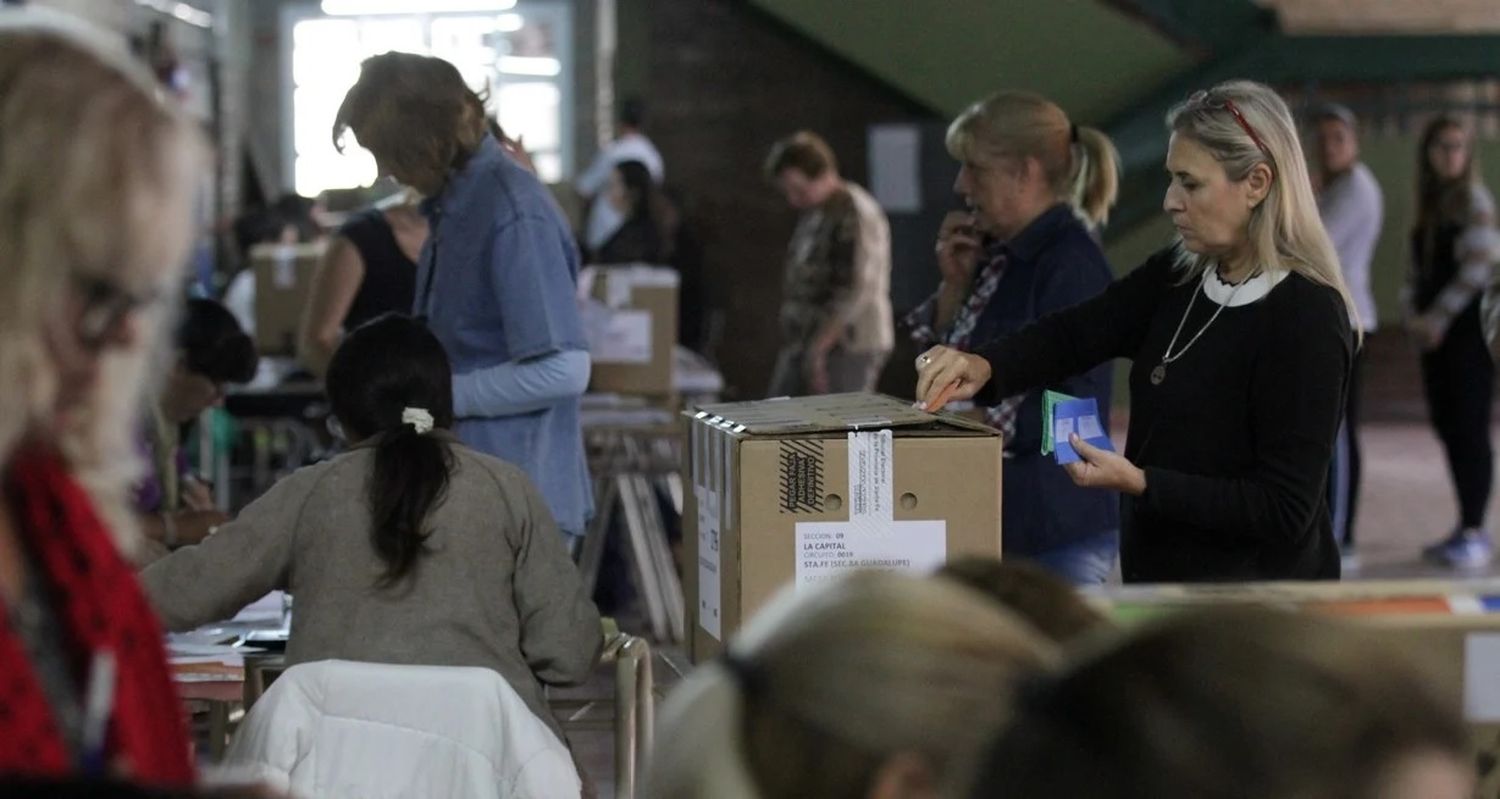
top-left (906, 90), bottom-right (1121, 584)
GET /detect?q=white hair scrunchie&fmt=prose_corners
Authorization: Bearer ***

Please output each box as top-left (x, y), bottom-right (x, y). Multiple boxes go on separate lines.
top-left (400, 407), bottom-right (434, 435)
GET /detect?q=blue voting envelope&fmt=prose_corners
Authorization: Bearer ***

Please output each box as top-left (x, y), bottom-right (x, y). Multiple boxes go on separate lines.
top-left (1053, 396), bottom-right (1114, 465)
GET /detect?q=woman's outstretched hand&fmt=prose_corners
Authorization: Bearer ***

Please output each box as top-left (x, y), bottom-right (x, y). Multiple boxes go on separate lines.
top-left (914, 346), bottom-right (992, 411)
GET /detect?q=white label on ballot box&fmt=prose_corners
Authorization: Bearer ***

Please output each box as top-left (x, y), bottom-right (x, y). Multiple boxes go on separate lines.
top-left (273, 247), bottom-right (297, 289)
top-left (847, 430), bottom-right (893, 539)
top-left (1464, 633), bottom-right (1500, 721)
top-left (795, 520), bottom-right (946, 589)
top-left (697, 487), bottom-right (722, 640)
top-left (607, 276), bottom-right (634, 309)
top-left (796, 429), bottom-right (947, 587)
top-left (589, 309), bottom-right (653, 365)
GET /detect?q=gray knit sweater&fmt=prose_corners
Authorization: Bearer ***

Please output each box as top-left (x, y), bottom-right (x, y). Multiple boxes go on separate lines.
top-left (141, 434), bottom-right (601, 741)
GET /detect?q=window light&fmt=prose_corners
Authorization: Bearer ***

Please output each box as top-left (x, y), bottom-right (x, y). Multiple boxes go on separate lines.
top-left (498, 55), bottom-right (560, 76)
top-left (320, 0), bottom-right (517, 16)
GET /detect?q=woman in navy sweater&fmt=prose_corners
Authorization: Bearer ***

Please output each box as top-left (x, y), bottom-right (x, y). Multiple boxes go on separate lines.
top-left (907, 91), bottom-right (1122, 584)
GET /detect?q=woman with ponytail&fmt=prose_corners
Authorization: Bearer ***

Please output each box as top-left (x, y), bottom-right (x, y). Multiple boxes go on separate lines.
top-left (905, 91), bottom-right (1122, 584)
top-left (142, 315), bottom-right (601, 745)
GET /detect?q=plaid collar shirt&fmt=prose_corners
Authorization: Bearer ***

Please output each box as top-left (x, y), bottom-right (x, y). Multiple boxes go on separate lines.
top-left (906, 239), bottom-right (1025, 450)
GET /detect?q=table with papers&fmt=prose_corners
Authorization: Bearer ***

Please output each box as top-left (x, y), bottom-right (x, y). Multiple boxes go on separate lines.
top-left (168, 591), bottom-right (289, 758)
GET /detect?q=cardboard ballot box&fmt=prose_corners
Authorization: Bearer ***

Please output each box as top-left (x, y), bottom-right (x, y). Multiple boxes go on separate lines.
top-left (251, 241), bottom-right (326, 357)
top-left (684, 393), bottom-right (1003, 661)
top-left (580, 265), bottom-right (679, 397)
top-left (1097, 579), bottom-right (1500, 797)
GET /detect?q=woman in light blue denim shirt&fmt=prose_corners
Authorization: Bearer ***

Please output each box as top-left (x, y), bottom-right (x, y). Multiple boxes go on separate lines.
top-left (332, 52), bottom-right (593, 541)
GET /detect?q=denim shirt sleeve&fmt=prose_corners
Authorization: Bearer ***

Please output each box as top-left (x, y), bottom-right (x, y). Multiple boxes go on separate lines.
top-left (453, 349), bottom-right (591, 419)
top-left (492, 211), bottom-right (588, 361)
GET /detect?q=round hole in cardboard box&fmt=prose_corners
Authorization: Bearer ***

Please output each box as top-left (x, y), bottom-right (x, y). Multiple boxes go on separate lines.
top-left (825, 494), bottom-right (843, 512)
top-left (899, 492), bottom-right (918, 510)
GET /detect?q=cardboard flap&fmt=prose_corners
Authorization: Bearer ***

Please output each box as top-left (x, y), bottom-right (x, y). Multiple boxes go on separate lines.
top-left (580, 264), bottom-right (681, 308)
top-left (688, 393), bottom-right (998, 436)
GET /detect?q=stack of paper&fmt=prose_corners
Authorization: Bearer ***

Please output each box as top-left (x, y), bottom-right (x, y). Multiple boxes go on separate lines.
top-left (167, 642), bottom-right (253, 682)
top-left (1042, 390), bottom-right (1114, 465)
top-left (231, 591), bottom-right (285, 625)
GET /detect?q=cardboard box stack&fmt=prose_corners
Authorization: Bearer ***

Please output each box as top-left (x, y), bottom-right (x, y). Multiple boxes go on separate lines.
top-left (684, 393), bottom-right (1004, 661)
top-left (250, 241), bottom-right (326, 356)
top-left (1096, 579), bottom-right (1500, 795)
top-left (580, 265), bottom-right (679, 397)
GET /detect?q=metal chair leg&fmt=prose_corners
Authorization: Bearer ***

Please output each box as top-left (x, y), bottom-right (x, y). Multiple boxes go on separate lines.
top-left (614, 647), bottom-right (638, 799)
top-left (635, 641), bottom-right (655, 767)
top-left (207, 700), bottom-right (230, 760)
top-left (613, 635), bottom-right (654, 799)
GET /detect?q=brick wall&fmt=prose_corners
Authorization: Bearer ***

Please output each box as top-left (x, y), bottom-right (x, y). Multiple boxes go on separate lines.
top-left (641, 0), bottom-right (936, 398)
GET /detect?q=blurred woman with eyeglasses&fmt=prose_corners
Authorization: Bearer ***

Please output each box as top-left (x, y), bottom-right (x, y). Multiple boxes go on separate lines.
top-left (1407, 116), bottom-right (1500, 570)
top-left (0, 9), bottom-right (204, 785)
top-left (916, 80), bottom-right (1355, 583)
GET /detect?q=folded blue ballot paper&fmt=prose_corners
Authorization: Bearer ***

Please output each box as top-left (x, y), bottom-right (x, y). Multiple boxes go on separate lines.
top-left (1053, 396), bottom-right (1114, 465)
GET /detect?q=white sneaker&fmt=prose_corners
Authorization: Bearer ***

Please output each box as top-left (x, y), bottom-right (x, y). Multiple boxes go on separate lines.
top-left (1422, 529), bottom-right (1494, 570)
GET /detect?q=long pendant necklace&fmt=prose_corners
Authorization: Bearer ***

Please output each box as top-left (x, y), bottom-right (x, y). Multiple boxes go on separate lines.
top-left (1151, 271), bottom-right (1250, 386)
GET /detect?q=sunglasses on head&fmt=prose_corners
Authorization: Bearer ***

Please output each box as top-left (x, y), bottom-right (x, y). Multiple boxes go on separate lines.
top-left (1189, 90), bottom-right (1275, 166)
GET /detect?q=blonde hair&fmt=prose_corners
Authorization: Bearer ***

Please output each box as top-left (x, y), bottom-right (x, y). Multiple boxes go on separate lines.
top-left (0, 10), bottom-right (205, 550)
top-left (946, 91), bottom-right (1121, 228)
top-left (937, 556), bottom-right (1113, 645)
top-left (648, 571), bottom-right (1056, 798)
top-left (972, 609), bottom-right (1468, 798)
top-left (1166, 81), bottom-right (1360, 331)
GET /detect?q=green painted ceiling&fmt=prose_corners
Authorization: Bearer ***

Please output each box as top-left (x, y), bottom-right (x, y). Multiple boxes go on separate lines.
top-left (748, 0), bottom-right (1195, 122)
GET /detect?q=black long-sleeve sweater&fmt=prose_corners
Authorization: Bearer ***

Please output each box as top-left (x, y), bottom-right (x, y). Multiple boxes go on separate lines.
top-left (976, 247), bottom-right (1352, 582)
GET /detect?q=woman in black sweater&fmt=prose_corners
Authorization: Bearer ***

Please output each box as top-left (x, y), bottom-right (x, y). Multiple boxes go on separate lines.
top-left (298, 195), bottom-right (424, 377)
top-left (917, 81), bottom-right (1355, 583)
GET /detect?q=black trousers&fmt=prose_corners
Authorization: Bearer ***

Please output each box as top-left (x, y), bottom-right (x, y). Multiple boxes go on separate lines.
top-left (1420, 311), bottom-right (1496, 530)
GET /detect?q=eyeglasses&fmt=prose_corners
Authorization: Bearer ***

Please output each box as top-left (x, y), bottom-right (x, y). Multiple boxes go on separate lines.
top-left (1189, 90), bottom-right (1274, 166)
top-left (74, 275), bottom-right (164, 348)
